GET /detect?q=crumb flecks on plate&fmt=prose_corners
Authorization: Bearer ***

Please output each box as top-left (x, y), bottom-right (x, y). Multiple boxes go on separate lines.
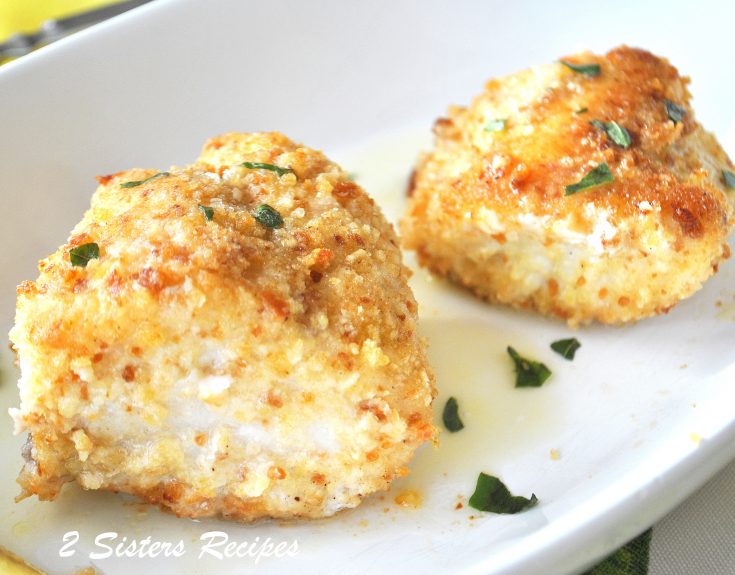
top-left (402, 46), bottom-right (735, 326)
top-left (9, 132), bottom-right (436, 522)
top-left (394, 488), bottom-right (422, 509)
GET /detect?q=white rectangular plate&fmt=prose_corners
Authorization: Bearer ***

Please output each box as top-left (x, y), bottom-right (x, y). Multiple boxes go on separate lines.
top-left (1, 1), bottom-right (734, 574)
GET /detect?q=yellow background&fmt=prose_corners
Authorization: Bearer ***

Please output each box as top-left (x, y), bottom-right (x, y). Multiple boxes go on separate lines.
top-left (0, 1), bottom-right (116, 43)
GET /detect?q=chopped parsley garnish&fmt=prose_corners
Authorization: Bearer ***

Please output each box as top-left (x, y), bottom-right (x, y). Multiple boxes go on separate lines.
top-left (664, 100), bottom-right (686, 124)
top-left (69, 242), bottom-right (100, 267)
top-left (574, 107), bottom-right (589, 114)
top-left (590, 120), bottom-right (632, 148)
top-left (507, 346), bottom-right (551, 387)
top-left (559, 60), bottom-right (601, 77)
top-left (442, 397), bottom-right (464, 432)
top-left (484, 118), bottom-right (507, 132)
top-left (253, 204), bottom-right (284, 229)
top-left (241, 162), bottom-right (294, 177)
top-left (723, 169), bottom-right (735, 190)
top-left (550, 338), bottom-right (581, 360)
top-left (119, 171), bottom-right (169, 188)
top-left (198, 204), bottom-right (214, 221)
top-left (565, 163), bottom-right (614, 196)
top-left (468, 473), bottom-right (538, 514)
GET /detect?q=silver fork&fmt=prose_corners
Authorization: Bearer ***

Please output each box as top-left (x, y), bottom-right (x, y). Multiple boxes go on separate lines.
top-left (0, 0), bottom-right (153, 62)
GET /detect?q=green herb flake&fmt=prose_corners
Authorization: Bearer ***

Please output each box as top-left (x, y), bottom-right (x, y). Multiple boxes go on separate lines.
top-left (484, 118), bottom-right (507, 132)
top-left (241, 162), bottom-right (294, 177)
top-left (442, 397), bottom-right (464, 432)
top-left (119, 171), bottom-right (170, 189)
top-left (574, 107), bottom-right (589, 115)
top-left (589, 120), bottom-right (605, 130)
top-left (507, 346), bottom-right (551, 387)
top-left (468, 472), bottom-right (538, 514)
top-left (69, 242), bottom-right (100, 267)
top-left (590, 120), bottom-right (632, 148)
top-left (550, 338), bottom-right (581, 360)
top-left (723, 170), bottom-right (735, 190)
top-left (664, 100), bottom-right (686, 124)
top-left (559, 60), bottom-right (601, 77)
top-left (565, 163), bottom-right (614, 196)
top-left (253, 204), bottom-right (284, 229)
top-left (198, 204), bottom-right (214, 221)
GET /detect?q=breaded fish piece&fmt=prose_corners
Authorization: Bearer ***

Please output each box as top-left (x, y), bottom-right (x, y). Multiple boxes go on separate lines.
top-left (402, 46), bottom-right (734, 326)
top-left (9, 132), bottom-right (436, 521)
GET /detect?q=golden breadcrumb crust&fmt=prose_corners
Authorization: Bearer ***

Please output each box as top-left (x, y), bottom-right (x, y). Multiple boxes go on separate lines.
top-left (402, 46), bottom-right (734, 325)
top-left (10, 132), bottom-right (436, 521)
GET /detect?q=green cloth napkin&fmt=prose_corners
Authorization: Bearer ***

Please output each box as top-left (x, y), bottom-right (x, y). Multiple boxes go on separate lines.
top-left (586, 530), bottom-right (652, 575)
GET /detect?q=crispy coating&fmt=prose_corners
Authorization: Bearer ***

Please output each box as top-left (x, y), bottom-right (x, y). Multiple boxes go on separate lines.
top-left (10, 132), bottom-right (436, 521)
top-left (402, 46), bottom-right (734, 325)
